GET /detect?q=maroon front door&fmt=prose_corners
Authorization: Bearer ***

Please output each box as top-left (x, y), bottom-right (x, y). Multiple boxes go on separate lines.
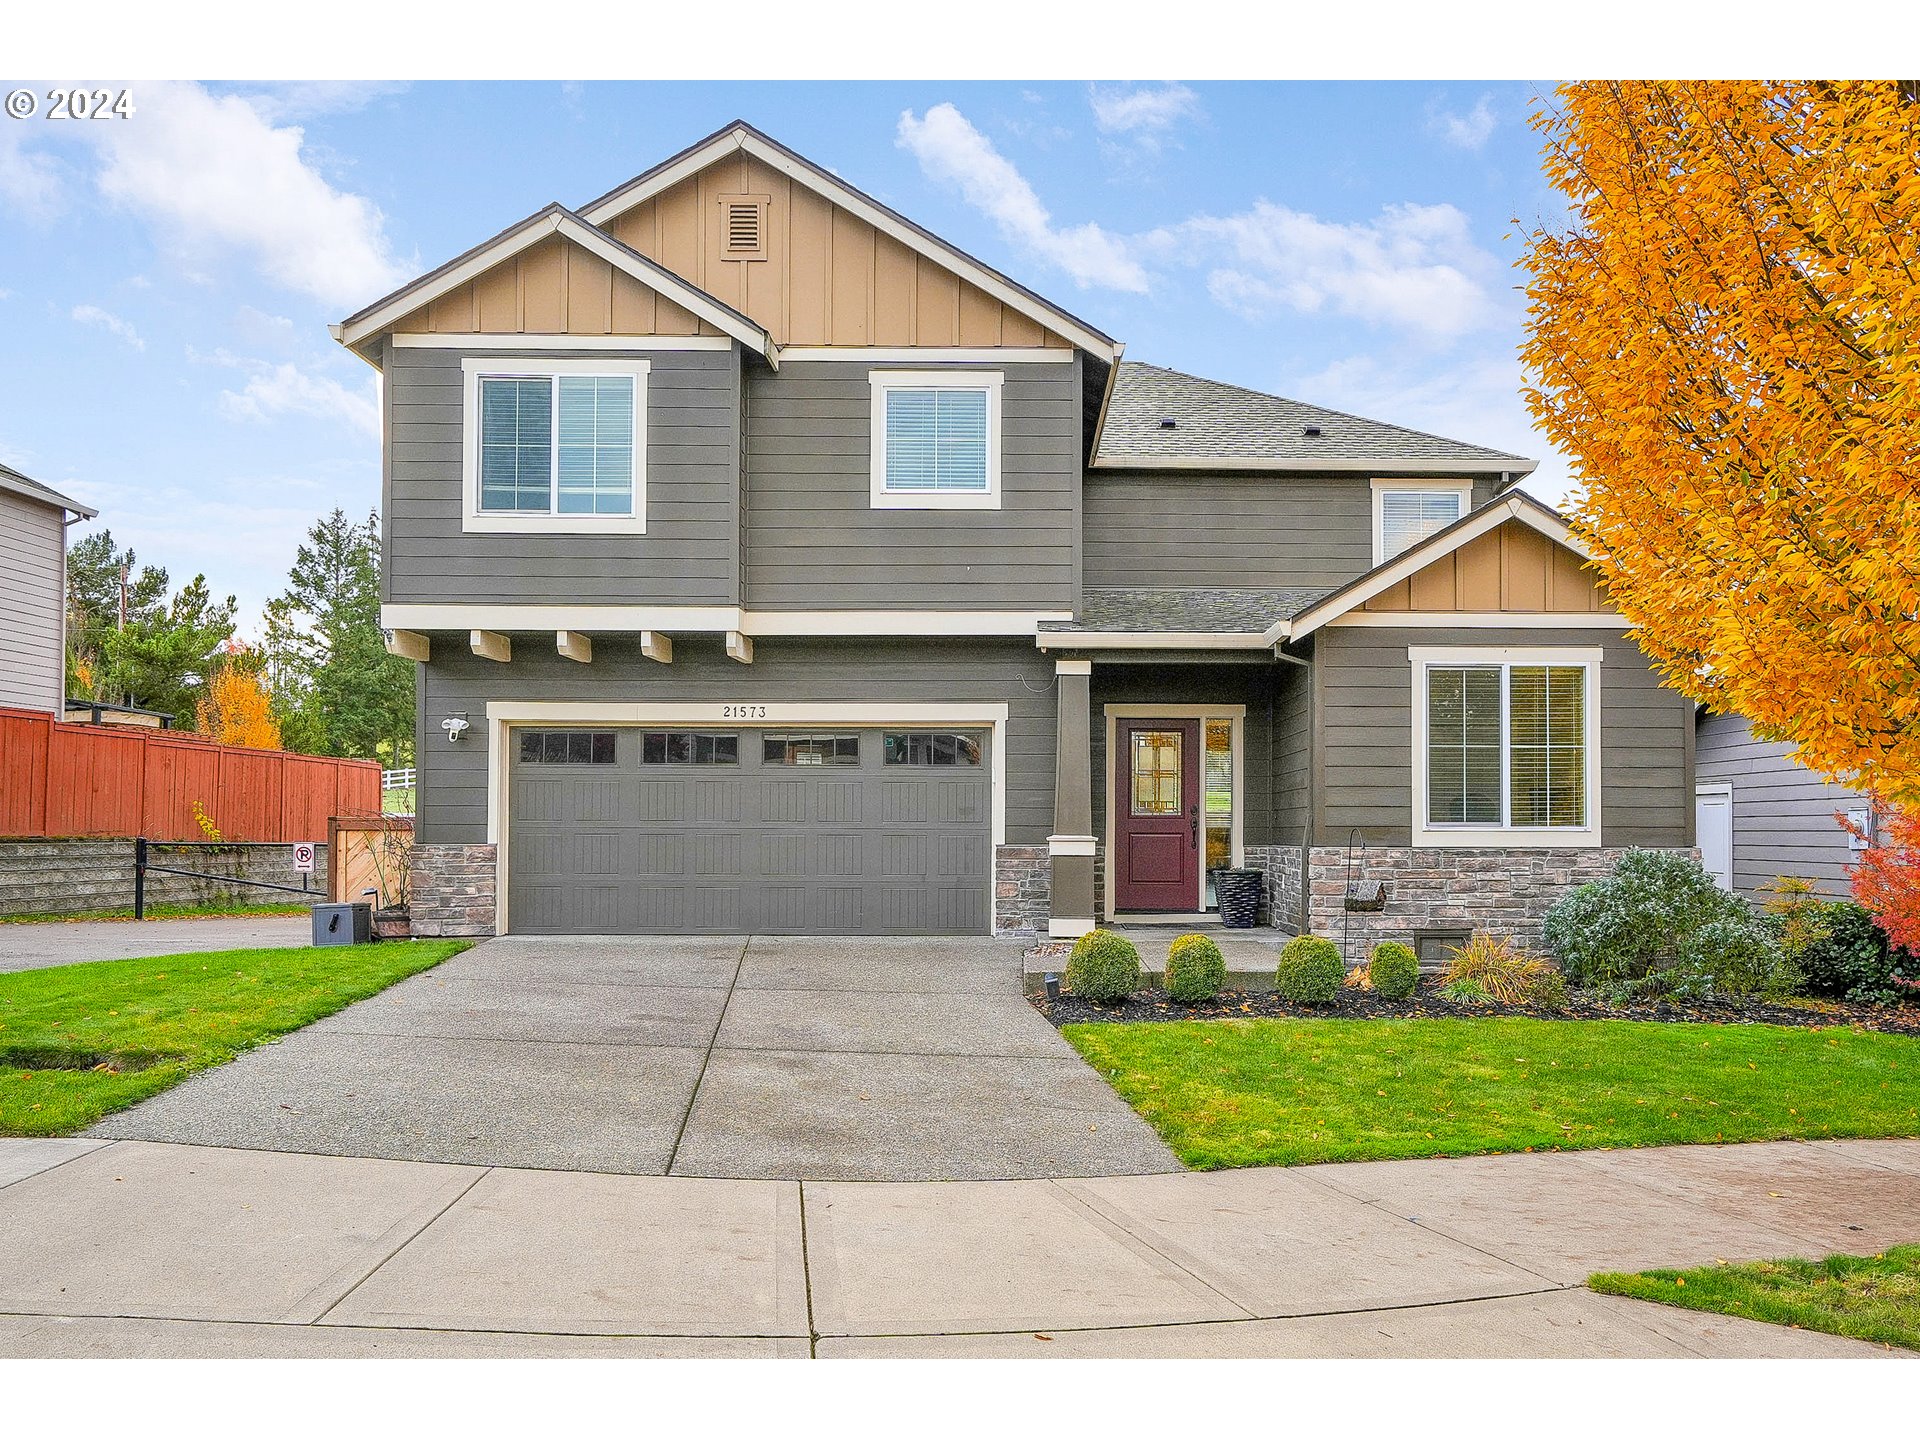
top-left (1113, 719), bottom-right (1201, 912)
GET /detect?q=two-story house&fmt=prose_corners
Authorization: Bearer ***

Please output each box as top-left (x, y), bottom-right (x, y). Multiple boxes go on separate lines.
top-left (333, 121), bottom-right (1692, 951)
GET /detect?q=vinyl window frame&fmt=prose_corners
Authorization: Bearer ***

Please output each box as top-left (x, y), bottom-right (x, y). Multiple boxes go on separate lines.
top-left (461, 357), bottom-right (649, 535)
top-left (868, 369), bottom-right (1004, 511)
top-left (1408, 644), bottom-right (1604, 850)
top-left (1371, 478), bottom-right (1472, 564)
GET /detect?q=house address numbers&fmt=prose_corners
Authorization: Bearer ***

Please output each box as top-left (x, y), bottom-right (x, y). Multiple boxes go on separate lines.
top-left (720, 706), bottom-right (769, 719)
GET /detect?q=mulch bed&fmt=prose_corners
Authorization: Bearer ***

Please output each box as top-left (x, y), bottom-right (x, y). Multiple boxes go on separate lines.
top-left (1034, 981), bottom-right (1920, 1036)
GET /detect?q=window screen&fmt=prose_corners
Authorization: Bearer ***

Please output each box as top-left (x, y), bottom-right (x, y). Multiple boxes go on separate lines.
top-left (1425, 667), bottom-right (1502, 825)
top-left (763, 733), bottom-right (860, 766)
top-left (1379, 489), bottom-right (1464, 559)
top-left (1509, 666), bottom-right (1586, 827)
top-left (556, 376), bottom-right (634, 515)
top-left (883, 387), bottom-right (989, 492)
top-left (478, 374), bottom-right (634, 516)
top-left (518, 730), bottom-right (617, 764)
top-left (640, 732), bottom-right (738, 765)
top-left (480, 378), bottom-right (554, 512)
top-left (883, 732), bottom-right (982, 766)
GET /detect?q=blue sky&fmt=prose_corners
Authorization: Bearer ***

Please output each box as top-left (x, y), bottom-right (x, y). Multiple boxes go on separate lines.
top-left (0, 79), bottom-right (1571, 632)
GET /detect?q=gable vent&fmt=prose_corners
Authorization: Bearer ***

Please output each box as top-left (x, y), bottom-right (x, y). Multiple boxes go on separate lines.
top-left (719, 194), bottom-right (768, 261)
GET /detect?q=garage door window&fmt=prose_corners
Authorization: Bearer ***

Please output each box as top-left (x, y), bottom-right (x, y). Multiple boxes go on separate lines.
top-left (518, 731), bottom-right (617, 764)
top-left (764, 733), bottom-right (860, 766)
top-left (883, 732), bottom-right (982, 766)
top-left (641, 732), bottom-right (739, 765)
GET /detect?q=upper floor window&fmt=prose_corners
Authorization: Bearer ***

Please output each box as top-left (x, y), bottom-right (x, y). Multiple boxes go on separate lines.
top-left (461, 358), bottom-right (648, 534)
top-left (1373, 480), bottom-right (1470, 563)
top-left (1411, 646), bottom-right (1601, 849)
top-left (869, 370), bottom-right (1003, 511)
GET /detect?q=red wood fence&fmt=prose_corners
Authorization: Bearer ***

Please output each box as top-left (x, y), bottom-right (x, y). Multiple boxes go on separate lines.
top-left (0, 706), bottom-right (381, 842)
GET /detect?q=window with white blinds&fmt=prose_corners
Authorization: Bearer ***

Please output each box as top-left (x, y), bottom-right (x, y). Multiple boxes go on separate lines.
top-left (1375, 485), bottom-right (1468, 561)
top-left (870, 371), bottom-right (1003, 509)
top-left (1422, 660), bottom-right (1589, 831)
top-left (463, 358), bottom-right (647, 534)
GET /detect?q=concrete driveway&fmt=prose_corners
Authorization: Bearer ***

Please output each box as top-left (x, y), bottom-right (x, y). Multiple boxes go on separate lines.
top-left (90, 935), bottom-right (1179, 1181)
top-left (0, 915), bottom-right (313, 973)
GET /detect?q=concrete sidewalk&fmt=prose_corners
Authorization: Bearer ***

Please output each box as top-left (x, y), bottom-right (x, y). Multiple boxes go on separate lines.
top-left (2, 1136), bottom-right (1915, 1358)
top-left (0, 914), bottom-right (312, 973)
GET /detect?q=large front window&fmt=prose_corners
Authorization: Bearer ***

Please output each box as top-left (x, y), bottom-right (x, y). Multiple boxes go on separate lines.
top-left (462, 359), bottom-right (647, 533)
top-left (1416, 650), bottom-right (1597, 843)
top-left (869, 370), bottom-right (1002, 510)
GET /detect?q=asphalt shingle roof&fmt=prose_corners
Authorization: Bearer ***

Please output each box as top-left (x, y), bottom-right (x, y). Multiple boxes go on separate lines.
top-left (0, 463), bottom-right (93, 517)
top-left (1038, 587), bottom-right (1333, 635)
top-left (1096, 362), bottom-right (1536, 472)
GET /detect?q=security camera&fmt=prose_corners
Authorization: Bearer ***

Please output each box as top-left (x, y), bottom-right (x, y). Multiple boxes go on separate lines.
top-left (441, 716), bottom-right (470, 743)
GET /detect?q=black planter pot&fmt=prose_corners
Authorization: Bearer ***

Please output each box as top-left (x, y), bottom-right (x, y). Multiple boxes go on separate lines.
top-left (1211, 868), bottom-right (1263, 929)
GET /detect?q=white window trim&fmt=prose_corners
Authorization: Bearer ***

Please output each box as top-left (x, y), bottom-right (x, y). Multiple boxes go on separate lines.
top-left (461, 357), bottom-right (649, 535)
top-left (1408, 644), bottom-right (1603, 850)
top-left (1372, 477), bottom-right (1472, 565)
top-left (869, 369), bottom-right (1003, 511)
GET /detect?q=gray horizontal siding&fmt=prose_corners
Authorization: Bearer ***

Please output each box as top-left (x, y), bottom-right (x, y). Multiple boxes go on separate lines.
top-left (0, 489), bottom-right (64, 713)
top-left (1082, 472), bottom-right (1503, 590)
top-left (1696, 710), bottom-right (1868, 898)
top-left (743, 359), bottom-right (1079, 610)
top-left (384, 345), bottom-right (740, 605)
top-left (416, 636), bottom-right (1058, 847)
top-left (1312, 626), bottom-right (1691, 847)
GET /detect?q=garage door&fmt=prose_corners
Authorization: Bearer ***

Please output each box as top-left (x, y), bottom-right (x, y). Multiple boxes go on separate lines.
top-left (508, 727), bottom-right (992, 935)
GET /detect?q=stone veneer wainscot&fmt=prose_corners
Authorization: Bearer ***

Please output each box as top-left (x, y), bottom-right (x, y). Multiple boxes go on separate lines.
top-left (993, 844), bottom-right (1050, 936)
top-left (410, 843), bottom-right (498, 937)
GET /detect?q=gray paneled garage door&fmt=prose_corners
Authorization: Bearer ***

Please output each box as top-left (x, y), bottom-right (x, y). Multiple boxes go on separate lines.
top-left (508, 727), bottom-right (992, 935)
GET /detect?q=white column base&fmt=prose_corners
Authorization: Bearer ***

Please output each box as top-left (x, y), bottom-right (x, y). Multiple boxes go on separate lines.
top-left (1046, 834), bottom-right (1097, 857)
top-left (1048, 917), bottom-right (1095, 939)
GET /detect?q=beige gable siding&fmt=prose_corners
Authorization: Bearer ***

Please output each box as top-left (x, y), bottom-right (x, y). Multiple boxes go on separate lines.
top-left (393, 235), bottom-right (724, 338)
top-left (603, 152), bottom-right (1070, 349)
top-left (0, 488), bottom-right (66, 713)
top-left (1362, 519), bottom-right (1611, 615)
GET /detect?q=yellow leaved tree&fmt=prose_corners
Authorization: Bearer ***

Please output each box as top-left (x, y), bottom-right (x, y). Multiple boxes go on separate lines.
top-left (1520, 81), bottom-right (1920, 800)
top-left (196, 658), bottom-right (282, 751)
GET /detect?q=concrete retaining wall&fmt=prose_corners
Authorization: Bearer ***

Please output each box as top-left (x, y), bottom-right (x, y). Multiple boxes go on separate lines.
top-left (0, 838), bottom-right (328, 917)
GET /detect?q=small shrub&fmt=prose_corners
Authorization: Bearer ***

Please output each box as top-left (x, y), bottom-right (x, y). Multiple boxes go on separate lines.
top-left (1064, 929), bottom-right (1142, 1004)
top-left (1164, 933), bottom-right (1226, 1004)
top-left (1759, 876), bottom-right (1834, 968)
top-left (1438, 933), bottom-right (1568, 1009)
top-left (1800, 901), bottom-right (1920, 1006)
top-left (1275, 935), bottom-right (1344, 1003)
top-left (1368, 941), bottom-right (1420, 999)
top-left (1542, 848), bottom-right (1792, 1000)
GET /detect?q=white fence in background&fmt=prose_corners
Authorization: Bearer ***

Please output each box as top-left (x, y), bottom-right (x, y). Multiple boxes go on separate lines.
top-left (382, 768), bottom-right (416, 791)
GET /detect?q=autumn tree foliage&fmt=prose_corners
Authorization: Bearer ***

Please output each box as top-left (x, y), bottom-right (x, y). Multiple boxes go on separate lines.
top-left (1842, 807), bottom-right (1920, 955)
top-left (195, 651), bottom-right (282, 751)
top-left (1520, 81), bottom-right (1920, 801)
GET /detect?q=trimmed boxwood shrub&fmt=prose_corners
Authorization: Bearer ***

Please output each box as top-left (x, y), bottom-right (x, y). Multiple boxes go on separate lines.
top-left (1275, 935), bottom-right (1344, 1003)
top-left (1368, 941), bottom-right (1419, 1000)
top-left (1164, 933), bottom-right (1227, 1004)
top-left (1064, 928), bottom-right (1143, 1003)
top-left (1800, 902), bottom-right (1920, 1006)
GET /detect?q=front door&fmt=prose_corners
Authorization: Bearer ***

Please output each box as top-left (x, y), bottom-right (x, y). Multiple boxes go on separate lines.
top-left (1114, 718), bottom-right (1200, 912)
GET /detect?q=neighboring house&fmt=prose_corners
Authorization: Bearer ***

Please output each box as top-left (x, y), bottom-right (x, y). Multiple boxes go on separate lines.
top-left (0, 463), bottom-right (95, 715)
top-left (1695, 708), bottom-right (1873, 900)
top-left (333, 120), bottom-right (1693, 946)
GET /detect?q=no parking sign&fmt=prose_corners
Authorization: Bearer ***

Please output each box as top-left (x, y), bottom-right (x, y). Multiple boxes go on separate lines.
top-left (291, 842), bottom-right (316, 874)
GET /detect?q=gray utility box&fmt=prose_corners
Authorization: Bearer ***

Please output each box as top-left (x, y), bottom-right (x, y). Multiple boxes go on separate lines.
top-left (312, 902), bottom-right (372, 946)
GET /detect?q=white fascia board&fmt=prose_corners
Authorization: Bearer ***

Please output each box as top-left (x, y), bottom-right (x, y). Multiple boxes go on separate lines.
top-left (578, 128), bottom-right (1119, 363)
top-left (1036, 631), bottom-right (1273, 650)
top-left (381, 605), bottom-right (1069, 637)
top-left (1090, 456), bottom-right (1540, 475)
top-left (1270, 496), bottom-right (1592, 644)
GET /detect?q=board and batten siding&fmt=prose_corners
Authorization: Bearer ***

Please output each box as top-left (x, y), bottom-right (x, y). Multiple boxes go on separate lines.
top-left (1695, 709), bottom-right (1869, 899)
top-left (415, 636), bottom-right (1059, 847)
top-left (382, 343), bottom-right (741, 606)
top-left (1311, 625), bottom-right (1692, 848)
top-left (742, 358), bottom-right (1080, 611)
top-left (1081, 473), bottom-right (1504, 591)
top-left (0, 488), bottom-right (66, 713)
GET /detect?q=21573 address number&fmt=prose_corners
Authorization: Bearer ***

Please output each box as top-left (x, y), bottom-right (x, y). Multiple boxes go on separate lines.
top-left (720, 705), bottom-right (768, 719)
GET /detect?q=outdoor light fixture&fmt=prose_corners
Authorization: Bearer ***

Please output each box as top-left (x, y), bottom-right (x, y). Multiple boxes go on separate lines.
top-left (441, 716), bottom-right (470, 743)
top-left (1044, 973), bottom-right (1060, 1001)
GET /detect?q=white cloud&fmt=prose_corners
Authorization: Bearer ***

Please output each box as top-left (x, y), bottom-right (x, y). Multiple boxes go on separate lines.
top-left (71, 303), bottom-right (144, 350)
top-left (0, 124), bottom-right (63, 220)
top-left (1429, 94), bottom-right (1497, 151)
top-left (1089, 83), bottom-right (1199, 137)
top-left (219, 361), bottom-right (379, 441)
top-left (236, 82), bottom-right (409, 124)
top-left (89, 81), bottom-right (408, 310)
top-left (1155, 199), bottom-right (1496, 340)
top-left (896, 103), bottom-right (1148, 293)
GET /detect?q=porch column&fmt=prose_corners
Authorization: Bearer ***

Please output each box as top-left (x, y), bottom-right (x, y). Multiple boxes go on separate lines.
top-left (1048, 658), bottom-right (1096, 939)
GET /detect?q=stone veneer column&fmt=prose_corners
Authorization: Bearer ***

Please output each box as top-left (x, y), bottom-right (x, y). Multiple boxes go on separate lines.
top-left (1047, 658), bottom-right (1097, 938)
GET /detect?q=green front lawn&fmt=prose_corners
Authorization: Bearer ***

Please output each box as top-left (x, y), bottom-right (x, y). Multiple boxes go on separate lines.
top-left (0, 940), bottom-right (469, 1136)
top-left (1592, 1246), bottom-right (1920, 1352)
top-left (1062, 1016), bottom-right (1920, 1170)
